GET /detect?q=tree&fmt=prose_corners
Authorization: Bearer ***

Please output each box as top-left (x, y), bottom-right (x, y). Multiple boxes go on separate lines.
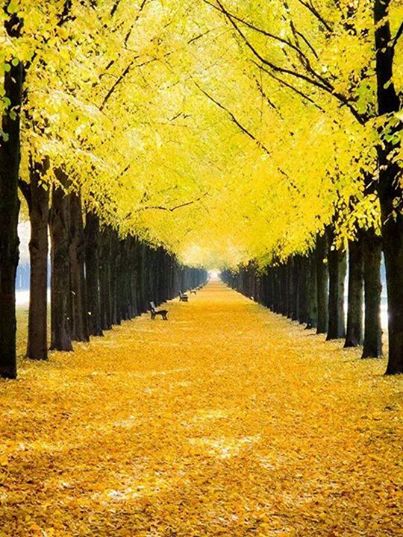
top-left (0, 5), bottom-right (24, 378)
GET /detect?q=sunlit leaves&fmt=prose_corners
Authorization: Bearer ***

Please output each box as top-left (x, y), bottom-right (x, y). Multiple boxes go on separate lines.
top-left (9, 0), bottom-right (402, 267)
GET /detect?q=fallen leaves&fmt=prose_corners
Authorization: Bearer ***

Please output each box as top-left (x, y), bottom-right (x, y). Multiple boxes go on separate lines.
top-left (0, 282), bottom-right (402, 536)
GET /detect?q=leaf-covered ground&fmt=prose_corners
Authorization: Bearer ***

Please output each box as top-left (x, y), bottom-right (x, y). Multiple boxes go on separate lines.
top-left (0, 282), bottom-right (402, 536)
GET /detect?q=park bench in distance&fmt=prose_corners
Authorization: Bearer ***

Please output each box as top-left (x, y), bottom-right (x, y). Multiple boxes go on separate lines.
top-left (189, 284), bottom-right (205, 295)
top-left (149, 301), bottom-right (168, 320)
top-left (179, 291), bottom-right (189, 302)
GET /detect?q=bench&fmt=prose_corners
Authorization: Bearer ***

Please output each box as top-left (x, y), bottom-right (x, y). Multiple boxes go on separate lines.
top-left (190, 289), bottom-right (197, 295)
top-left (179, 291), bottom-right (189, 302)
top-left (150, 301), bottom-right (168, 320)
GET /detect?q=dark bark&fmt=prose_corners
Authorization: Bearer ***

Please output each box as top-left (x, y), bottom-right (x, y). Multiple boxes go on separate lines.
top-left (85, 211), bottom-right (103, 337)
top-left (26, 158), bottom-right (49, 359)
top-left (118, 239), bottom-right (132, 321)
top-left (327, 230), bottom-right (347, 340)
top-left (139, 242), bottom-right (149, 312)
top-left (280, 264), bottom-right (287, 315)
top-left (285, 259), bottom-right (292, 318)
top-left (362, 230), bottom-right (383, 358)
top-left (306, 252), bottom-right (317, 329)
top-left (110, 230), bottom-right (121, 325)
top-left (49, 176), bottom-right (72, 351)
top-left (0, 25), bottom-right (24, 377)
top-left (344, 237), bottom-right (364, 348)
top-left (292, 258), bottom-right (299, 321)
top-left (128, 237), bottom-right (139, 317)
top-left (127, 237), bottom-right (137, 317)
top-left (297, 256), bottom-right (308, 324)
top-left (99, 227), bottom-right (112, 331)
top-left (133, 238), bottom-right (144, 314)
top-left (316, 233), bottom-right (329, 334)
top-left (382, 206), bottom-right (403, 372)
top-left (69, 192), bottom-right (89, 342)
top-left (374, 0), bottom-right (403, 373)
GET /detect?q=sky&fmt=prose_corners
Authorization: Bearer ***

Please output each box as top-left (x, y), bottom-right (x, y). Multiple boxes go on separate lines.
top-left (18, 221), bottom-right (30, 263)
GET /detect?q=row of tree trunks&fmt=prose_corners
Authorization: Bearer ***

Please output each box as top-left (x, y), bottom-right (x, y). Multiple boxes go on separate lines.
top-left (223, 224), bottom-right (384, 362)
top-left (6, 178), bottom-right (207, 377)
top-left (46, 193), bottom-right (207, 356)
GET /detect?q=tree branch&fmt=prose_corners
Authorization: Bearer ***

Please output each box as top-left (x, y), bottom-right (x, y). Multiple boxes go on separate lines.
top-left (204, 0), bottom-right (310, 59)
top-left (100, 59), bottom-right (136, 110)
top-left (124, 0), bottom-right (151, 45)
top-left (57, 0), bottom-right (74, 27)
top-left (194, 81), bottom-right (298, 188)
top-left (213, 0), bottom-right (365, 124)
top-left (137, 194), bottom-right (208, 213)
top-left (18, 178), bottom-right (31, 209)
top-left (194, 81), bottom-right (271, 156)
top-left (101, 31), bottom-right (212, 110)
top-left (255, 62), bottom-right (326, 113)
top-left (296, 0), bottom-right (333, 33)
top-left (391, 22), bottom-right (403, 50)
top-left (110, 0), bottom-right (123, 16)
top-left (213, 0), bottom-right (332, 92)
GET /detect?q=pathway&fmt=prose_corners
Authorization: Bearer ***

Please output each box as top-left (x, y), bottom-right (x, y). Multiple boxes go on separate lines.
top-left (0, 282), bottom-right (401, 536)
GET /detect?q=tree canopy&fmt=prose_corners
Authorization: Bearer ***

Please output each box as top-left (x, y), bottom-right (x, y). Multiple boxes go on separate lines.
top-left (1, 0), bottom-right (402, 268)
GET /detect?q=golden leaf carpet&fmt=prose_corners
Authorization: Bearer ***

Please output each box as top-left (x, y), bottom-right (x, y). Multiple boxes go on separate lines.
top-left (0, 282), bottom-right (402, 536)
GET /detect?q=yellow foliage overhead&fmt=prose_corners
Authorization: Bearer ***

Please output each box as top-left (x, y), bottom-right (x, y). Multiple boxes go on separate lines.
top-left (1, 0), bottom-right (402, 267)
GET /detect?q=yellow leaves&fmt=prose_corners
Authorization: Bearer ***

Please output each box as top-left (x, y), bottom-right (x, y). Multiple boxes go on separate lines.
top-left (2, 283), bottom-right (402, 535)
top-left (11, 0), bottom-right (398, 267)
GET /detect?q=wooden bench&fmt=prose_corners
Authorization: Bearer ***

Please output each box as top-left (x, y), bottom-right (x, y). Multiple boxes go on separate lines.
top-left (179, 291), bottom-right (189, 302)
top-left (150, 301), bottom-right (168, 320)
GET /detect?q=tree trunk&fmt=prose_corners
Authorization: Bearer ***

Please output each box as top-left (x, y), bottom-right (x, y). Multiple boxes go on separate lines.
top-left (382, 207), bottom-right (403, 372)
top-left (99, 227), bottom-right (112, 331)
top-left (0, 42), bottom-right (24, 378)
top-left (286, 257), bottom-right (294, 319)
top-left (85, 211), bottom-right (103, 337)
top-left (344, 237), bottom-right (364, 348)
top-left (306, 252), bottom-right (317, 329)
top-left (118, 239), bottom-right (131, 321)
top-left (374, 0), bottom-right (402, 373)
top-left (110, 230), bottom-right (121, 326)
top-left (69, 192), bottom-right (89, 342)
top-left (127, 237), bottom-right (138, 317)
top-left (49, 177), bottom-right (72, 352)
top-left (297, 256), bottom-right (308, 324)
top-left (26, 159), bottom-right (49, 359)
top-left (292, 258), bottom-right (300, 321)
top-left (362, 230), bottom-right (382, 358)
top-left (316, 233), bottom-right (329, 334)
top-left (327, 230), bottom-right (347, 340)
